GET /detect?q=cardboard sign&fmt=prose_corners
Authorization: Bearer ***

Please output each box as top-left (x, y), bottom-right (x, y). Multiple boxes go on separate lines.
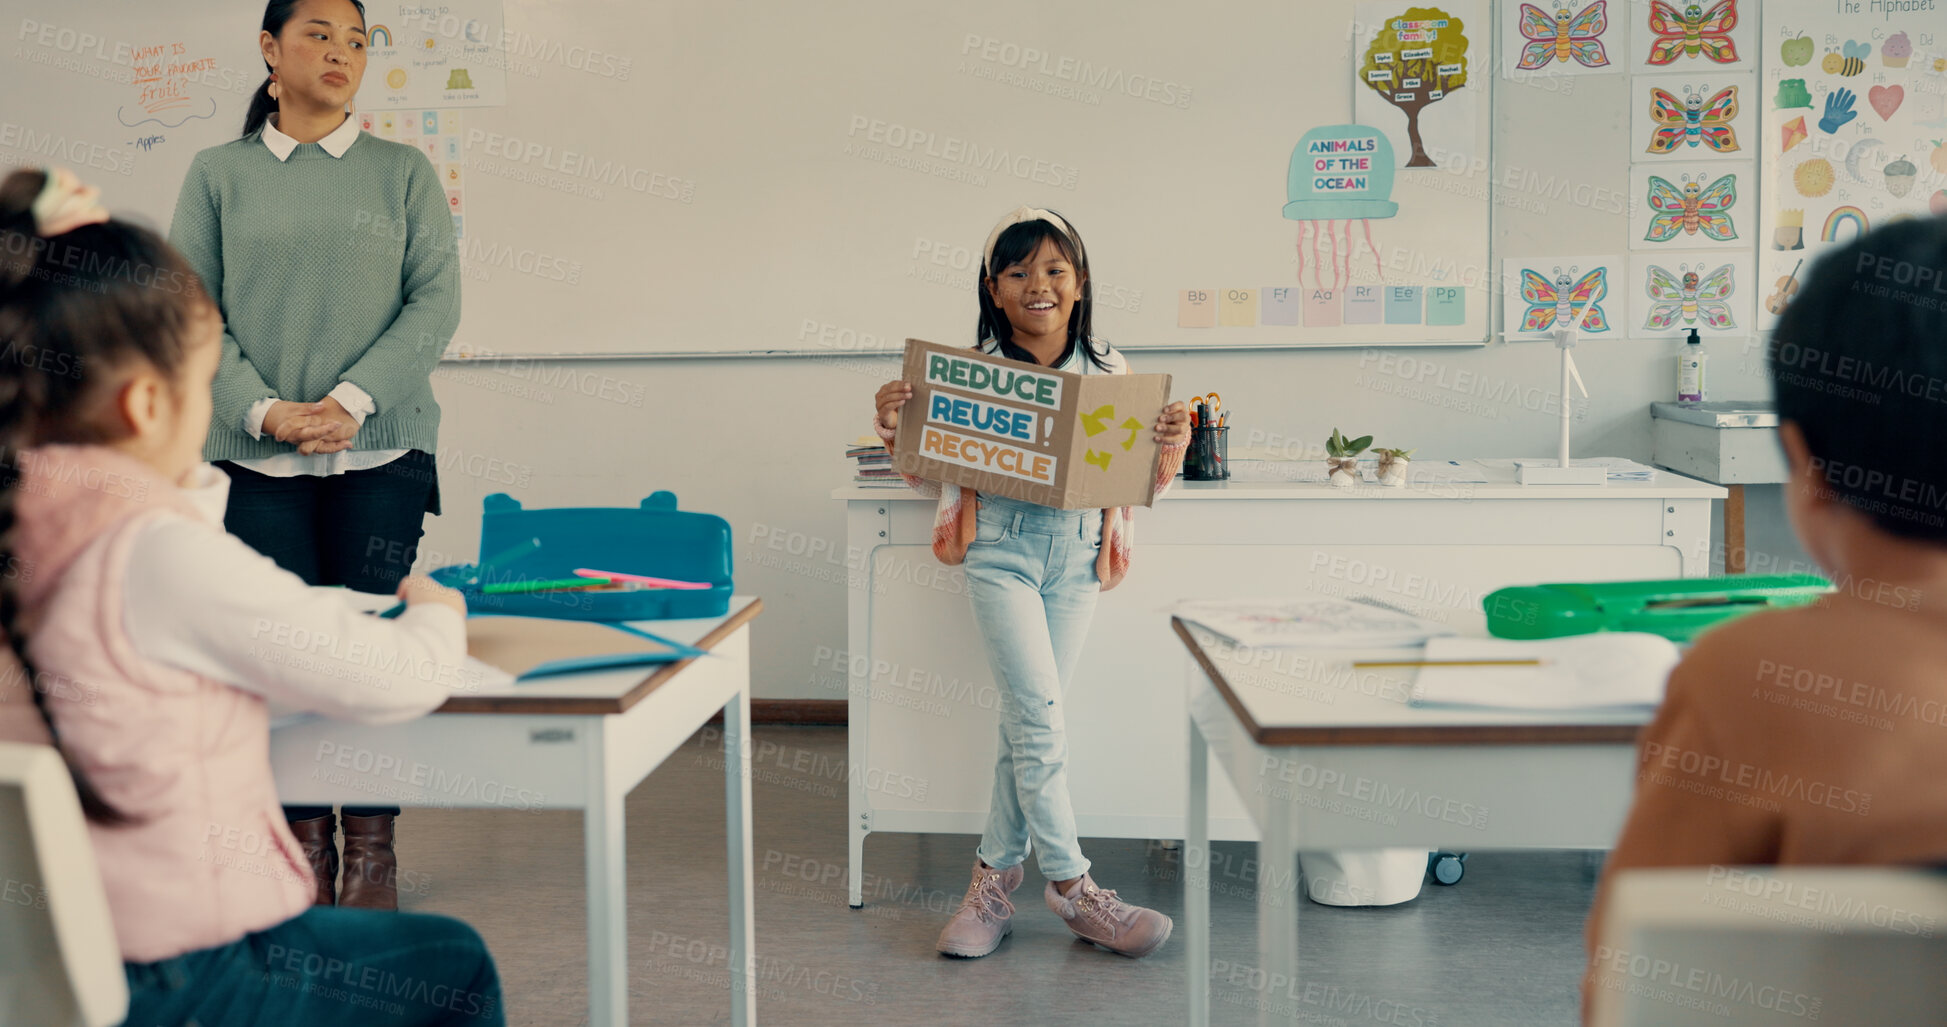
top-left (892, 338), bottom-right (1172, 509)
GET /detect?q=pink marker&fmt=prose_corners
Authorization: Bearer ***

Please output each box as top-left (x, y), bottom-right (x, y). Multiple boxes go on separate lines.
top-left (573, 568), bottom-right (712, 590)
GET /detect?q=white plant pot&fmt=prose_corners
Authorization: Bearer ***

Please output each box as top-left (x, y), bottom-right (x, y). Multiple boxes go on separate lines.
top-left (1327, 461), bottom-right (1360, 488)
top-left (1378, 459), bottom-right (1410, 488)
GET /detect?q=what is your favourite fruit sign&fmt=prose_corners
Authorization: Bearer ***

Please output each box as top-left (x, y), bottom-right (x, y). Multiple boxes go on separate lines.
top-left (891, 339), bottom-right (1172, 510)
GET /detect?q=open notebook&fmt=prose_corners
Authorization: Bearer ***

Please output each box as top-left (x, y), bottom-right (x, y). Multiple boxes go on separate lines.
top-left (1409, 633), bottom-right (1680, 710)
top-left (466, 616), bottom-right (707, 680)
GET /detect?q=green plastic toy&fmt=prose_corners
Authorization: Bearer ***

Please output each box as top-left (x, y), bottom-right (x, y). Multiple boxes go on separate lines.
top-left (1485, 575), bottom-right (1832, 643)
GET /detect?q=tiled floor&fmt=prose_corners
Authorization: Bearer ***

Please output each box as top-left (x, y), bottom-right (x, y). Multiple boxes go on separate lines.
top-left (395, 725), bottom-right (1596, 1025)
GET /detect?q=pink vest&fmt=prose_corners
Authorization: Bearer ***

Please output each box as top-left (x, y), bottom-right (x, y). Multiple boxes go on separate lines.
top-left (3, 445), bottom-right (308, 962)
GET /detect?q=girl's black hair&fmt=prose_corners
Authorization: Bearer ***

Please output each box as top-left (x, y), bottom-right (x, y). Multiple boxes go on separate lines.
top-left (1769, 216), bottom-right (1947, 543)
top-left (241, 0), bottom-right (368, 138)
top-left (0, 169), bottom-right (211, 822)
top-left (977, 212), bottom-right (1113, 372)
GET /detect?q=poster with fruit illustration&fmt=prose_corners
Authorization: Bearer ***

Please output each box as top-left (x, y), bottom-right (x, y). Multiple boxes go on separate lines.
top-left (1759, 8), bottom-right (1946, 329)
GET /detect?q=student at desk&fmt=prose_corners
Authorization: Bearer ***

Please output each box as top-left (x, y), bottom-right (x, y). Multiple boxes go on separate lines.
top-left (0, 168), bottom-right (500, 1025)
top-left (1585, 220), bottom-right (1947, 1010)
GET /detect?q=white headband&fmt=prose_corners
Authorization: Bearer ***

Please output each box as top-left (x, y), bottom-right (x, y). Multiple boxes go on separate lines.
top-left (982, 206), bottom-right (1077, 272)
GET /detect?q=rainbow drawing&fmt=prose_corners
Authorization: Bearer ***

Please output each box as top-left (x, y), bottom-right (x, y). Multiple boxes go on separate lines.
top-left (368, 24), bottom-right (392, 47)
top-left (1821, 206), bottom-right (1868, 243)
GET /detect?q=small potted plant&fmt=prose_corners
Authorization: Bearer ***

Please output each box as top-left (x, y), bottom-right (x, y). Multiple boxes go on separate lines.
top-left (1374, 447), bottom-right (1414, 487)
top-left (1324, 428), bottom-right (1371, 488)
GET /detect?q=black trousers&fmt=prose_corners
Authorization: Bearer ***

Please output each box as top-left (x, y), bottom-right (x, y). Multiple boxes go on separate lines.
top-left (219, 450), bottom-right (440, 821)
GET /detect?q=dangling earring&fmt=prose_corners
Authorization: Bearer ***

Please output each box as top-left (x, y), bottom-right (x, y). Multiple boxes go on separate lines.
top-left (267, 70), bottom-right (280, 101)
top-left (346, 96), bottom-right (356, 116)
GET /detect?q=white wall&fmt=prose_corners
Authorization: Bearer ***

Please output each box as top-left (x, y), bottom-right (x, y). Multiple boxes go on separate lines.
top-left (423, 333), bottom-right (1809, 701)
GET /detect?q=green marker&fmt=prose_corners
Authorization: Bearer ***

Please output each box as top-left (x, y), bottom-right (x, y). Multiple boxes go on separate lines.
top-left (481, 577), bottom-right (611, 595)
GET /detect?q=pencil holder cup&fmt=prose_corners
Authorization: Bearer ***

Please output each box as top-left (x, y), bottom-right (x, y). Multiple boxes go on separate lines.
top-left (1184, 426), bottom-right (1229, 481)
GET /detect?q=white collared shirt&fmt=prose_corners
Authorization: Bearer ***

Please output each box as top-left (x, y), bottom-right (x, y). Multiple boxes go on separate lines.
top-left (232, 113), bottom-right (411, 478)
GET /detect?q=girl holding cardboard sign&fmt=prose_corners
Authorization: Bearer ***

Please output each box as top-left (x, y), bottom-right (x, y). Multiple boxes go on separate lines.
top-left (873, 207), bottom-right (1189, 960)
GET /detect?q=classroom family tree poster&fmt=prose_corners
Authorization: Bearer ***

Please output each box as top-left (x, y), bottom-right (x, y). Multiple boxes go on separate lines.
top-left (1760, 3), bottom-right (1946, 330)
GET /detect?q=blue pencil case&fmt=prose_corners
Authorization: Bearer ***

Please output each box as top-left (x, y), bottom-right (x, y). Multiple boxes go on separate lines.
top-left (431, 491), bottom-right (733, 621)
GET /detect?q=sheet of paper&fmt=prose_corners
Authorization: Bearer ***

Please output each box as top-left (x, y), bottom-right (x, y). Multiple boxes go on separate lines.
top-left (1409, 632), bottom-right (1679, 709)
top-left (1175, 596), bottom-right (1458, 649)
top-left (1478, 456), bottom-right (1656, 481)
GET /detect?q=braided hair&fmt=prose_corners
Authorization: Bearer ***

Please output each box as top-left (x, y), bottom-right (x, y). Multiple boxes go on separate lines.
top-left (0, 169), bottom-right (210, 822)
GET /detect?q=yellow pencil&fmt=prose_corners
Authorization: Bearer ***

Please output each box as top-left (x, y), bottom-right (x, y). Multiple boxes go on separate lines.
top-left (1352, 658), bottom-right (1544, 668)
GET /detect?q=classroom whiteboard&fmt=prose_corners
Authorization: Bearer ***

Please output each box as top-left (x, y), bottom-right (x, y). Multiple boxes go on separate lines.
top-left (0, 5), bottom-right (265, 242)
top-left (2, 0), bottom-right (1501, 357)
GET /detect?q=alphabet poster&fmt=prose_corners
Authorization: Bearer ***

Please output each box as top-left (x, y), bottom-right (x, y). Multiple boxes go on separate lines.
top-left (1758, 4), bottom-right (1946, 329)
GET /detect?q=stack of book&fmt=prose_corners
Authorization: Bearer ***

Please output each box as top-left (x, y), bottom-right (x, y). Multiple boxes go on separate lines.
top-left (847, 437), bottom-right (904, 488)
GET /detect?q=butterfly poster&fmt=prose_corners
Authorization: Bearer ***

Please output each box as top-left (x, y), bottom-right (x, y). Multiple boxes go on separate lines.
top-left (1632, 0), bottom-right (1751, 69)
top-left (1500, 256), bottom-right (1621, 340)
top-left (1628, 164), bottom-right (1752, 250)
top-left (1630, 73), bottom-right (1754, 160)
top-left (1500, 0), bottom-right (1619, 79)
top-left (1629, 253), bottom-right (1754, 338)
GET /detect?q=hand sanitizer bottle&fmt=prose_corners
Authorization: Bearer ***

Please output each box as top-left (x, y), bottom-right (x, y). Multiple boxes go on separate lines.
top-left (1677, 328), bottom-right (1706, 401)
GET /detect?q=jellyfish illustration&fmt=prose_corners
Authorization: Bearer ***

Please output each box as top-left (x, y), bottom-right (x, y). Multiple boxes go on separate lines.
top-left (1283, 124), bottom-right (1402, 293)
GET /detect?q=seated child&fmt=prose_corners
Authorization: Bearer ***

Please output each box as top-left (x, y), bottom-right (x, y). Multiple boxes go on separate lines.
top-left (1585, 218), bottom-right (1947, 1010)
top-left (0, 166), bottom-right (503, 1025)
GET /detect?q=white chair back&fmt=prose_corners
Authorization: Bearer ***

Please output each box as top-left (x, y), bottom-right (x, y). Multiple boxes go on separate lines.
top-left (0, 742), bottom-right (127, 1027)
top-left (1590, 865), bottom-right (1947, 1025)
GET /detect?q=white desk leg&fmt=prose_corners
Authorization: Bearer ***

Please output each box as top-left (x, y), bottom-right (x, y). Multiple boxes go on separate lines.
top-left (723, 689), bottom-right (757, 1026)
top-left (1186, 713), bottom-right (1210, 1027)
top-left (1258, 799), bottom-right (1297, 1027)
top-left (848, 807), bottom-right (868, 908)
top-left (584, 729), bottom-right (627, 1027)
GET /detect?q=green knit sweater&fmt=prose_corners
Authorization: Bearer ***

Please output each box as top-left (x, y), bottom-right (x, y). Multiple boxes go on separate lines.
top-left (171, 131), bottom-right (460, 461)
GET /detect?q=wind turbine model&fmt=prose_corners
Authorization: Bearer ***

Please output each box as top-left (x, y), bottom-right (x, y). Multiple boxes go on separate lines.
top-left (1515, 293), bottom-right (1606, 485)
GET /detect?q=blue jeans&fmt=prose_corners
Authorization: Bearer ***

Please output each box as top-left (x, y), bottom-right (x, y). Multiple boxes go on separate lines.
top-left (122, 906), bottom-right (503, 1026)
top-left (965, 493), bottom-right (1102, 881)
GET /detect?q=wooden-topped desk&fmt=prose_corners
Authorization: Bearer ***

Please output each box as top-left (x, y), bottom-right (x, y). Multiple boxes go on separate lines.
top-left (1172, 617), bottom-right (1650, 1027)
top-left (271, 597), bottom-right (764, 1027)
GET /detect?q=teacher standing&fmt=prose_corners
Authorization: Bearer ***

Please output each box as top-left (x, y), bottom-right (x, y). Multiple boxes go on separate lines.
top-left (169, 0), bottom-right (460, 911)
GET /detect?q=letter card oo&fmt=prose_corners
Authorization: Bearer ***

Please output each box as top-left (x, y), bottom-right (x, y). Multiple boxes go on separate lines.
top-left (892, 338), bottom-right (1172, 508)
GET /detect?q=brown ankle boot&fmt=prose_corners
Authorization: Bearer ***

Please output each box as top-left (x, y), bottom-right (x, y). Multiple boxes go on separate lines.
top-left (337, 813), bottom-right (399, 910)
top-left (287, 814), bottom-right (338, 907)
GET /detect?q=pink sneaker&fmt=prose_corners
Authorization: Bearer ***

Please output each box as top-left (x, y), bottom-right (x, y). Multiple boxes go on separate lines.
top-left (937, 860), bottom-right (1024, 958)
top-left (1045, 873), bottom-right (1173, 958)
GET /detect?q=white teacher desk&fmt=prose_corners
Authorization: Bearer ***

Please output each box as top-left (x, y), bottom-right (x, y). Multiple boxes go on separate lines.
top-left (1173, 618), bottom-right (1649, 1027)
top-left (834, 470), bottom-right (1723, 906)
top-left (270, 597), bottom-right (764, 1027)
